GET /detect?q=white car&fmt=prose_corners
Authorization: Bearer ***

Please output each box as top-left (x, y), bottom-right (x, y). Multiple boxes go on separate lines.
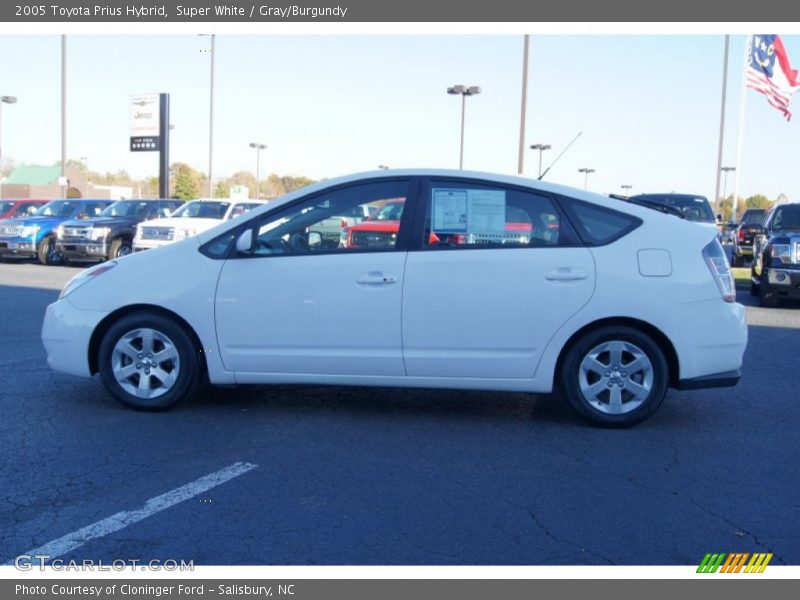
top-left (133, 199), bottom-right (265, 251)
top-left (42, 170), bottom-right (747, 427)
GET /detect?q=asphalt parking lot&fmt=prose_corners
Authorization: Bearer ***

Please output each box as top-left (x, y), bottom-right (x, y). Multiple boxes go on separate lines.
top-left (1, 259), bottom-right (798, 566)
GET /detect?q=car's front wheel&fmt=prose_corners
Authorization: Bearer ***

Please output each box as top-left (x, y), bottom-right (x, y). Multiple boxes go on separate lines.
top-left (98, 312), bottom-right (201, 410)
top-left (559, 326), bottom-right (669, 427)
top-left (37, 235), bottom-right (63, 266)
top-left (759, 270), bottom-right (779, 308)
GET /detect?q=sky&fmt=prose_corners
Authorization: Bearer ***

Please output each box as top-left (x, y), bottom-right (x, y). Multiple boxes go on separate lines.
top-left (0, 34), bottom-right (799, 201)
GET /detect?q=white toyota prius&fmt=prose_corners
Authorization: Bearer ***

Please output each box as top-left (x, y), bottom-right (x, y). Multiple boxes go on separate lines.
top-left (42, 170), bottom-right (747, 426)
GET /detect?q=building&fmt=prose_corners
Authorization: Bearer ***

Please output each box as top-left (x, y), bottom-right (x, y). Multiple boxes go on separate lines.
top-left (0, 164), bottom-right (132, 200)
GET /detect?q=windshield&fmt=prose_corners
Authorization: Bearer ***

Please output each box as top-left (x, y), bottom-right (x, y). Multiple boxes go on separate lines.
top-left (772, 206), bottom-right (800, 231)
top-left (0, 201), bottom-right (14, 214)
top-left (631, 195), bottom-right (715, 223)
top-left (370, 200), bottom-right (405, 221)
top-left (741, 211), bottom-right (766, 225)
top-left (170, 201), bottom-right (230, 219)
top-left (34, 200), bottom-right (79, 218)
top-left (100, 201), bottom-right (151, 218)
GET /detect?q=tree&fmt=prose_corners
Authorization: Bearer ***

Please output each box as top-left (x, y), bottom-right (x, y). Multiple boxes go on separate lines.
top-left (214, 181), bottom-right (229, 199)
top-left (171, 162), bottom-right (204, 200)
top-left (745, 194), bottom-right (772, 210)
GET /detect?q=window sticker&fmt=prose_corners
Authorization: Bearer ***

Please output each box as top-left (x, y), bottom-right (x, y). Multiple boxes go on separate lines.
top-left (431, 188), bottom-right (507, 234)
top-left (432, 189), bottom-right (468, 232)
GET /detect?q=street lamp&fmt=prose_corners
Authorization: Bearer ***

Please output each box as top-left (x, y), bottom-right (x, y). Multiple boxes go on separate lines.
top-left (378, 165), bottom-right (389, 170)
top-left (200, 34), bottom-right (216, 197)
top-left (578, 167), bottom-right (595, 190)
top-left (529, 143), bottom-right (551, 178)
top-left (447, 84), bottom-right (481, 170)
top-left (249, 143), bottom-right (267, 199)
top-left (720, 166), bottom-right (736, 217)
top-left (1, 95), bottom-right (18, 162)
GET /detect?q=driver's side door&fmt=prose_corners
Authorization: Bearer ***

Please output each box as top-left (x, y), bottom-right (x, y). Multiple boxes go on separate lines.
top-left (215, 178), bottom-right (416, 376)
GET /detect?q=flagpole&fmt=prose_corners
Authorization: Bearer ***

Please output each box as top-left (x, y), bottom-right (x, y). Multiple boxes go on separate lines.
top-left (731, 35), bottom-right (751, 222)
top-left (517, 34), bottom-right (530, 175)
top-left (713, 35), bottom-right (730, 216)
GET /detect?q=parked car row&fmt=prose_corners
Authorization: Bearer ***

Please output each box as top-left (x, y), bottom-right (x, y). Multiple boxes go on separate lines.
top-left (0, 198), bottom-right (266, 265)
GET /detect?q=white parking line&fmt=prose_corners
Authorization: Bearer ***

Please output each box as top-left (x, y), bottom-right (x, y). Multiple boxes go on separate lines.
top-left (8, 461), bottom-right (258, 563)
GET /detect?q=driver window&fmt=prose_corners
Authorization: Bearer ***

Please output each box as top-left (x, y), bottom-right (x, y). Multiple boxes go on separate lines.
top-left (252, 180), bottom-right (410, 256)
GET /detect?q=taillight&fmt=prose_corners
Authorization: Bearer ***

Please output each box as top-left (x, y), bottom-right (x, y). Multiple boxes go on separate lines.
top-left (703, 240), bottom-right (735, 302)
top-left (737, 228), bottom-right (746, 242)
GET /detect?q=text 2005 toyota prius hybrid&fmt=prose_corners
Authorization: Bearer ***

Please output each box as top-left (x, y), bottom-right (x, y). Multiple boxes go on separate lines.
top-left (42, 170), bottom-right (747, 427)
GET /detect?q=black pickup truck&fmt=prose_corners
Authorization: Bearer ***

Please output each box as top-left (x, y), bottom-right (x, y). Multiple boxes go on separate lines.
top-left (56, 199), bottom-right (180, 263)
top-left (731, 208), bottom-right (767, 267)
top-left (751, 203), bottom-right (800, 307)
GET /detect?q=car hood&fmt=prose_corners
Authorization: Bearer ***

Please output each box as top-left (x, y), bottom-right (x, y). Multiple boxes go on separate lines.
top-left (345, 220), bottom-right (400, 232)
top-left (61, 216), bottom-right (136, 228)
top-left (136, 216), bottom-right (224, 231)
top-left (9, 215), bottom-right (65, 227)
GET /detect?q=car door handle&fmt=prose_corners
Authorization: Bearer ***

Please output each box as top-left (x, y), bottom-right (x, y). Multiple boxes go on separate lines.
top-left (544, 267), bottom-right (588, 282)
top-left (357, 271), bottom-right (398, 285)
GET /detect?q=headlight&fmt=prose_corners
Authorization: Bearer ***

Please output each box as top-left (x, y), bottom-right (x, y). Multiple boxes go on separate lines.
top-left (770, 244), bottom-right (791, 259)
top-left (91, 227), bottom-right (110, 240)
top-left (59, 261), bottom-right (117, 299)
top-left (55, 225), bottom-right (64, 239)
top-left (20, 225), bottom-right (40, 237)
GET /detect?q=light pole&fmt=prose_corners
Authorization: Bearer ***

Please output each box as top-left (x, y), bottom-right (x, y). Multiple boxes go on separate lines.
top-left (378, 164), bottom-right (389, 170)
top-left (529, 143), bottom-right (551, 178)
top-left (249, 143), bottom-right (267, 199)
top-left (447, 84), bottom-right (481, 169)
top-left (61, 35), bottom-right (67, 199)
top-left (578, 168), bottom-right (595, 190)
top-left (200, 34), bottom-right (216, 198)
top-left (0, 95), bottom-right (17, 164)
top-left (720, 166), bottom-right (736, 218)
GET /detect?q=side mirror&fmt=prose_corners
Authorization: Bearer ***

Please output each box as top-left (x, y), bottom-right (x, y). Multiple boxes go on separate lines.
top-left (235, 229), bottom-right (254, 254)
top-left (308, 231), bottom-right (322, 249)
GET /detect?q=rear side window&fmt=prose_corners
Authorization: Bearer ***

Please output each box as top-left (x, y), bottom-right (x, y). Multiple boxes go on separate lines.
top-left (420, 180), bottom-right (579, 249)
top-left (560, 197), bottom-right (642, 246)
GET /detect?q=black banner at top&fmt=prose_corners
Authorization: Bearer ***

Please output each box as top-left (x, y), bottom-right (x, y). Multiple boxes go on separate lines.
top-left (2, 0), bottom-right (798, 22)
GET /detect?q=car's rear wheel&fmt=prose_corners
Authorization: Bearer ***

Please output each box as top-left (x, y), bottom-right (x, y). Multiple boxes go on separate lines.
top-left (98, 312), bottom-right (201, 410)
top-left (559, 326), bottom-right (669, 427)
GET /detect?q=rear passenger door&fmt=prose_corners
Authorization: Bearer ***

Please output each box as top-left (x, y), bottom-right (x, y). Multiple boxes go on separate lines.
top-left (401, 178), bottom-right (596, 379)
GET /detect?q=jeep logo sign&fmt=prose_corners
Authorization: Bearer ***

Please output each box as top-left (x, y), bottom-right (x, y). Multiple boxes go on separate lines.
top-left (130, 93), bottom-right (160, 152)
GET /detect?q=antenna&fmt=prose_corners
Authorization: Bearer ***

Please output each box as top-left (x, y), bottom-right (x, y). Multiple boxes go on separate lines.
top-left (538, 131), bottom-right (583, 181)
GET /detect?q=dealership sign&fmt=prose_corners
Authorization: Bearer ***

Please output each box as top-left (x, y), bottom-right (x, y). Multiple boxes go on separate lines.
top-left (129, 94), bottom-right (161, 152)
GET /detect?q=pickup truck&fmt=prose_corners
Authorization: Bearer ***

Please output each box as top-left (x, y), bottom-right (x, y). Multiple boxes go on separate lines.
top-left (751, 202), bottom-right (800, 307)
top-left (57, 199), bottom-right (181, 263)
top-left (730, 208), bottom-right (767, 267)
top-left (0, 199), bottom-right (113, 265)
top-left (133, 199), bottom-right (265, 252)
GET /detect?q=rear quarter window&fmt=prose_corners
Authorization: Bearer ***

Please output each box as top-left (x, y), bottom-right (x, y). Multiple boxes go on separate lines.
top-left (559, 197), bottom-right (642, 246)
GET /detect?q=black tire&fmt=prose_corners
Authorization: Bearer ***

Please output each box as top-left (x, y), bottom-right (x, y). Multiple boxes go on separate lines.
top-left (759, 271), bottom-right (779, 308)
top-left (98, 312), bottom-right (201, 410)
top-left (731, 252), bottom-right (744, 268)
top-left (109, 238), bottom-right (132, 259)
top-left (37, 235), bottom-right (63, 266)
top-left (559, 326), bottom-right (669, 427)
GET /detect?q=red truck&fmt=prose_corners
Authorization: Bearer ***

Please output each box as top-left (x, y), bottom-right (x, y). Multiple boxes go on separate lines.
top-left (0, 199), bottom-right (48, 220)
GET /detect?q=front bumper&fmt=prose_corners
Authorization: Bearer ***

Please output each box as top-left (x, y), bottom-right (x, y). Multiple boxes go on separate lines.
top-left (41, 297), bottom-right (108, 378)
top-left (58, 240), bottom-right (109, 260)
top-left (0, 238), bottom-right (36, 256)
top-left (133, 240), bottom-right (171, 252)
top-left (765, 267), bottom-right (800, 298)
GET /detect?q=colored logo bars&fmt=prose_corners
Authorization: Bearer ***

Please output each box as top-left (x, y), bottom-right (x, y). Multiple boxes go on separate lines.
top-left (697, 552), bottom-right (773, 573)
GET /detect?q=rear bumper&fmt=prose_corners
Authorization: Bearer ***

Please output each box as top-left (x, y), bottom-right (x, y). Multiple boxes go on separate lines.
top-left (675, 369), bottom-right (741, 390)
top-left (734, 244), bottom-right (754, 256)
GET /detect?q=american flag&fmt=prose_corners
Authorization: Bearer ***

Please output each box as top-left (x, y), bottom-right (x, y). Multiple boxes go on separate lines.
top-left (745, 34), bottom-right (800, 120)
